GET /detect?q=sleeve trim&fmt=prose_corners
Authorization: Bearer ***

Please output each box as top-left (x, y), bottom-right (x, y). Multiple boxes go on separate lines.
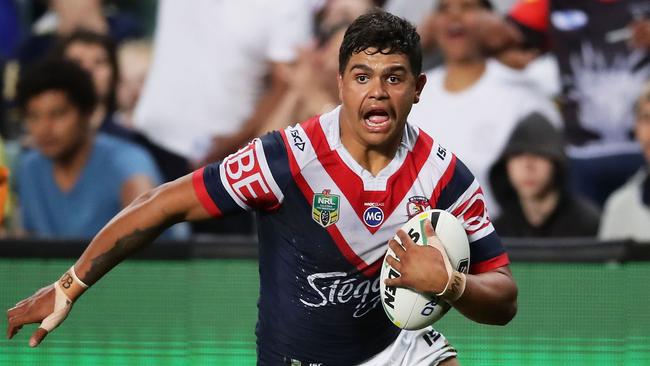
top-left (192, 167), bottom-right (223, 218)
top-left (470, 252), bottom-right (510, 274)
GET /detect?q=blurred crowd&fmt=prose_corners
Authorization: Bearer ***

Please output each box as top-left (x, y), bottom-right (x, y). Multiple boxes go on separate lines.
top-left (0, 0), bottom-right (648, 242)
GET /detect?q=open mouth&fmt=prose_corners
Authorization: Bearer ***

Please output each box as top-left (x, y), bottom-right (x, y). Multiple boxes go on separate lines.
top-left (363, 108), bottom-right (391, 130)
top-left (446, 23), bottom-right (466, 39)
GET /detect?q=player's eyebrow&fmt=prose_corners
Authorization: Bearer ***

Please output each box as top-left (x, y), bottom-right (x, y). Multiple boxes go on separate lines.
top-left (349, 64), bottom-right (409, 75)
top-left (349, 64), bottom-right (373, 73)
top-left (383, 65), bottom-right (408, 74)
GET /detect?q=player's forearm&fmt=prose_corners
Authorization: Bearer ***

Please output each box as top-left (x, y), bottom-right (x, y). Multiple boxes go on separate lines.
top-left (452, 267), bottom-right (518, 325)
top-left (73, 186), bottom-right (181, 286)
top-left (74, 173), bottom-right (210, 287)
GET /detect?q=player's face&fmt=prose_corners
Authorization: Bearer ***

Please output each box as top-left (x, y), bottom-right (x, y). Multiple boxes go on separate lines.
top-left (636, 99), bottom-right (650, 163)
top-left (24, 90), bottom-right (90, 161)
top-left (65, 41), bottom-right (112, 103)
top-left (338, 49), bottom-right (426, 153)
top-left (434, 0), bottom-right (488, 63)
top-left (506, 153), bottom-right (555, 200)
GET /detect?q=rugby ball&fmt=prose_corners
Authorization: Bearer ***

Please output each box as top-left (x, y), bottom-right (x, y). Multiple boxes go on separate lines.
top-left (380, 209), bottom-right (470, 330)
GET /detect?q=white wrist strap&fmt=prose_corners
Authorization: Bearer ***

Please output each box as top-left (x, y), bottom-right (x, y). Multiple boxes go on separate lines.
top-left (437, 271), bottom-right (467, 303)
top-left (40, 267), bottom-right (89, 332)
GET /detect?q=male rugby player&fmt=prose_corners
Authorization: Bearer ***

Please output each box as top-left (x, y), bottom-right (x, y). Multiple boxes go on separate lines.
top-left (7, 11), bottom-right (517, 365)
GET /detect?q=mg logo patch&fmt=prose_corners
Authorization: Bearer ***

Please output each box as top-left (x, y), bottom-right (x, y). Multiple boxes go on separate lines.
top-left (363, 206), bottom-right (384, 227)
top-left (312, 190), bottom-right (340, 228)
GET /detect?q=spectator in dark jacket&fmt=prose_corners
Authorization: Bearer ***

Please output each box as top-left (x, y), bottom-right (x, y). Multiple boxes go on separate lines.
top-left (489, 112), bottom-right (600, 237)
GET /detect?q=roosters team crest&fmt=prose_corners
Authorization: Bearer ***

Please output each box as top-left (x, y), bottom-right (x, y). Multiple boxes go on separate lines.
top-left (312, 190), bottom-right (340, 228)
top-left (406, 196), bottom-right (431, 218)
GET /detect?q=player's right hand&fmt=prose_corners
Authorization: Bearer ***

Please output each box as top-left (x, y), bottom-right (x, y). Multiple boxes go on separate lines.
top-left (7, 284), bottom-right (58, 347)
top-left (6, 267), bottom-right (87, 347)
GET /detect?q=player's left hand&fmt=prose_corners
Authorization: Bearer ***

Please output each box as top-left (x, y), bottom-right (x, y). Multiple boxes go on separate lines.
top-left (384, 220), bottom-right (453, 295)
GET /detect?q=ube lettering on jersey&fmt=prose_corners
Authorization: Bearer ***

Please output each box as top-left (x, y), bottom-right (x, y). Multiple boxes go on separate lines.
top-left (192, 106), bottom-right (510, 365)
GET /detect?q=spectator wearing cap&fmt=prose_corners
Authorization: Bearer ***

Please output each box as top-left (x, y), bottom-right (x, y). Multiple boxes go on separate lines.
top-left (489, 112), bottom-right (600, 237)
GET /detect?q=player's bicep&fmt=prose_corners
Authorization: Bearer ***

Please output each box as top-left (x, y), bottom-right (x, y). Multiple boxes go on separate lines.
top-left (139, 174), bottom-right (214, 223)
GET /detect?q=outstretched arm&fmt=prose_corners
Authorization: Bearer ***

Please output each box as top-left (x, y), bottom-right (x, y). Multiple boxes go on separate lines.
top-left (75, 174), bottom-right (209, 285)
top-left (384, 221), bottom-right (518, 325)
top-left (6, 174), bottom-right (211, 346)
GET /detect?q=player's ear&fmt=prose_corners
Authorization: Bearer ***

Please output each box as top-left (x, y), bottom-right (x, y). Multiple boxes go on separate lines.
top-left (337, 74), bottom-right (344, 101)
top-left (414, 73), bottom-right (427, 104)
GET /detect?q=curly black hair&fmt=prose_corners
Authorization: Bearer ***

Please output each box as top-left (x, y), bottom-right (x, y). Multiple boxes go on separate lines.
top-left (16, 59), bottom-right (97, 116)
top-left (339, 10), bottom-right (422, 76)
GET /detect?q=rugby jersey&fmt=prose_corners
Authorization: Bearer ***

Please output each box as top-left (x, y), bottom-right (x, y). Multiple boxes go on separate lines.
top-left (192, 106), bottom-right (509, 365)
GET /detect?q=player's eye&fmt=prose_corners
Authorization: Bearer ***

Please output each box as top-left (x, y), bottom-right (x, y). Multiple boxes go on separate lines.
top-left (387, 76), bottom-right (401, 84)
top-left (356, 75), bottom-right (369, 83)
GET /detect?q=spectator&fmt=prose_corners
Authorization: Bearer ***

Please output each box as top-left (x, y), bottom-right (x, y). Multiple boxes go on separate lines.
top-left (495, 0), bottom-right (650, 206)
top-left (600, 85), bottom-right (650, 242)
top-left (489, 112), bottom-right (600, 237)
top-left (14, 60), bottom-right (161, 238)
top-left (133, 0), bottom-right (312, 181)
top-left (52, 30), bottom-right (136, 142)
top-left (260, 0), bottom-right (374, 133)
top-left (115, 39), bottom-right (152, 129)
top-left (409, 0), bottom-right (561, 214)
top-left (17, 0), bottom-right (143, 68)
top-left (133, 0), bottom-right (311, 235)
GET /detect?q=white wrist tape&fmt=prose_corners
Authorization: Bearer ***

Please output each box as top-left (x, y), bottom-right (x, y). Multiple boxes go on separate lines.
top-left (40, 281), bottom-right (73, 332)
top-left (40, 267), bottom-right (89, 332)
top-left (437, 271), bottom-right (467, 303)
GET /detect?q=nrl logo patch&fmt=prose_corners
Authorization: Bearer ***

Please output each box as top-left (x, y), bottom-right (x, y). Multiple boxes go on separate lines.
top-left (312, 190), bottom-right (340, 228)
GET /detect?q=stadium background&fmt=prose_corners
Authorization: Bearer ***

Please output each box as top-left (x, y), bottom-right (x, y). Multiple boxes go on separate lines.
top-left (2, 0), bottom-right (650, 364)
top-left (1, 238), bottom-right (649, 366)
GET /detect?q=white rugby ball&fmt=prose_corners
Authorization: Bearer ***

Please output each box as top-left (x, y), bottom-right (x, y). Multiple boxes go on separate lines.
top-left (380, 209), bottom-right (470, 330)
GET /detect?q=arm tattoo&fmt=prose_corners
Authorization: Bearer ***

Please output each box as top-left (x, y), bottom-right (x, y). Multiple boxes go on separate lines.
top-left (81, 215), bottom-right (182, 284)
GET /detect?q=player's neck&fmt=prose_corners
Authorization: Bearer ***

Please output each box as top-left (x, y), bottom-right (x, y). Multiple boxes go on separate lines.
top-left (443, 58), bottom-right (486, 93)
top-left (341, 132), bottom-right (400, 177)
top-left (351, 147), bottom-right (396, 177)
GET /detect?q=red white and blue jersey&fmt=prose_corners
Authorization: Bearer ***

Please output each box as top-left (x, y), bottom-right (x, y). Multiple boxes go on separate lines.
top-left (192, 106), bottom-right (510, 365)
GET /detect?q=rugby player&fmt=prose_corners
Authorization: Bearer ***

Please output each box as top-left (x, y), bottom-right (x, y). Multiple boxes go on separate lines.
top-left (7, 10), bottom-right (517, 365)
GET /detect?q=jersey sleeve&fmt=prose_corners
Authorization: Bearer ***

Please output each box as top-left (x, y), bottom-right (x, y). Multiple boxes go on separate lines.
top-left (432, 155), bottom-right (510, 274)
top-left (507, 0), bottom-right (549, 51)
top-left (192, 131), bottom-right (292, 218)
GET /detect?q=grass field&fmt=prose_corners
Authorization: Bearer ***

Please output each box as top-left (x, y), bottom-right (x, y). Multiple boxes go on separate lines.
top-left (1, 259), bottom-right (648, 365)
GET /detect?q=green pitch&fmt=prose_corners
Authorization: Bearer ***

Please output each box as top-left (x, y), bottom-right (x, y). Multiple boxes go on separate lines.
top-left (1, 259), bottom-right (648, 365)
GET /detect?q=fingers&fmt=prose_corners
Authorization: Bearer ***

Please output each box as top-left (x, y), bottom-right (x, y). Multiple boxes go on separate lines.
top-left (388, 239), bottom-right (405, 256)
top-left (7, 306), bottom-right (23, 339)
top-left (395, 230), bottom-right (413, 249)
top-left (29, 328), bottom-right (49, 348)
top-left (385, 254), bottom-right (402, 274)
top-left (384, 276), bottom-right (403, 288)
top-left (11, 299), bottom-right (30, 310)
top-left (7, 311), bottom-right (45, 337)
top-left (6, 310), bottom-right (29, 340)
top-left (7, 322), bottom-right (22, 340)
top-left (423, 219), bottom-right (437, 239)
